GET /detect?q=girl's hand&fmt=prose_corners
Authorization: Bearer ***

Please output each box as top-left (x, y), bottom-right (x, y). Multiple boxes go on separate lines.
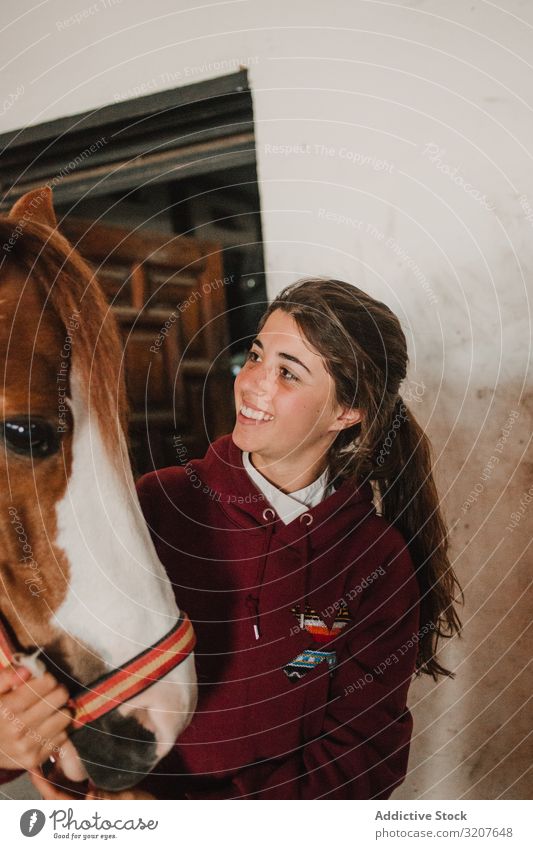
top-left (0, 666), bottom-right (71, 771)
top-left (31, 767), bottom-right (156, 800)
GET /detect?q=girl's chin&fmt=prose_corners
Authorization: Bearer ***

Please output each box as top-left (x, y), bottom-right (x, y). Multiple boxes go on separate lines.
top-left (232, 424), bottom-right (266, 452)
top-left (232, 426), bottom-right (253, 451)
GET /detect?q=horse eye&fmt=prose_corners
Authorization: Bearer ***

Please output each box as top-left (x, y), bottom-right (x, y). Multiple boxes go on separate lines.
top-left (1, 418), bottom-right (61, 458)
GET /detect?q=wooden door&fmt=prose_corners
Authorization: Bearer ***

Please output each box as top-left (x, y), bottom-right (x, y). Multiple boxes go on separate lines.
top-left (61, 217), bottom-right (233, 475)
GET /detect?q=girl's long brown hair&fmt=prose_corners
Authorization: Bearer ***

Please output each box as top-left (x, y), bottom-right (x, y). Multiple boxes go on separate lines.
top-left (260, 278), bottom-right (462, 679)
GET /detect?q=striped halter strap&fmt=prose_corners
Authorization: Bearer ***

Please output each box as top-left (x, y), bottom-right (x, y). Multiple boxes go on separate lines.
top-left (0, 612), bottom-right (196, 728)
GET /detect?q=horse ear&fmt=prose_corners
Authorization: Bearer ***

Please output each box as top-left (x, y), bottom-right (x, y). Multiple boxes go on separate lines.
top-left (9, 186), bottom-right (57, 229)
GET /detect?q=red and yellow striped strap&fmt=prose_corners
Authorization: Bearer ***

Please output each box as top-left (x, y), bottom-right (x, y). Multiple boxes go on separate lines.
top-left (0, 611), bottom-right (196, 728)
top-left (0, 621), bottom-right (16, 670)
top-left (68, 612), bottom-right (196, 728)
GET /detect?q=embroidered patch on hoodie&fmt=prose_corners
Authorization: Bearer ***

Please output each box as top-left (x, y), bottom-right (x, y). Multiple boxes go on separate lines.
top-left (290, 602), bottom-right (350, 643)
top-left (283, 648), bottom-right (337, 683)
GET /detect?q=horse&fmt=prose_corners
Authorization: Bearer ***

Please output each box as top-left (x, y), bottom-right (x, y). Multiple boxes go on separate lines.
top-left (0, 187), bottom-right (197, 792)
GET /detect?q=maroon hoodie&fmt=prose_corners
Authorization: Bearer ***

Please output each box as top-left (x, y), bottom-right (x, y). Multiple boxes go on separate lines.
top-left (136, 435), bottom-right (421, 800)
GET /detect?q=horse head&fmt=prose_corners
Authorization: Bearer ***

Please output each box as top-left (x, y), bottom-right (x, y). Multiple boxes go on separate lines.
top-left (0, 188), bottom-right (197, 790)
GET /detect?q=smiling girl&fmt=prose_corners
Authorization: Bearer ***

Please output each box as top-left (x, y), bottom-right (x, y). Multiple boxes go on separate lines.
top-left (128, 277), bottom-right (463, 800)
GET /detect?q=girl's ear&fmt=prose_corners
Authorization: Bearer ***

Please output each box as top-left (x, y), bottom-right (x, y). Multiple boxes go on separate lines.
top-left (330, 407), bottom-right (363, 432)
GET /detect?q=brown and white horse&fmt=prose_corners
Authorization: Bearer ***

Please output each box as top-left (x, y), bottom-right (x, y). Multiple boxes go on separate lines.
top-left (0, 188), bottom-right (197, 791)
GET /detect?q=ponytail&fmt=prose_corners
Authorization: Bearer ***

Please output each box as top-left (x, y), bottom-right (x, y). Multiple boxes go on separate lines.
top-left (373, 397), bottom-right (463, 679)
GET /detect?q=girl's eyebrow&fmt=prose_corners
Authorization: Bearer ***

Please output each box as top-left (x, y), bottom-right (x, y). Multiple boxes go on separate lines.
top-left (252, 337), bottom-right (312, 374)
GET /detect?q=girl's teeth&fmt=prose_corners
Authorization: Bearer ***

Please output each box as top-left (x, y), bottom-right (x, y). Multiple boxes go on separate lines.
top-left (240, 405), bottom-right (274, 422)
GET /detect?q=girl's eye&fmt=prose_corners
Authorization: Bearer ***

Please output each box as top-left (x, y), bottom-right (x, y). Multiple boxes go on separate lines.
top-left (280, 367), bottom-right (298, 383)
top-left (244, 350), bottom-right (298, 382)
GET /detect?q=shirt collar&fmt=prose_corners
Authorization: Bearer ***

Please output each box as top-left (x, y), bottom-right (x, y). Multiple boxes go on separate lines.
top-left (242, 452), bottom-right (331, 525)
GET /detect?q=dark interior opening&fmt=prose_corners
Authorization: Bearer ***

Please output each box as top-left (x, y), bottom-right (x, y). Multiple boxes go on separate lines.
top-left (0, 71), bottom-right (265, 472)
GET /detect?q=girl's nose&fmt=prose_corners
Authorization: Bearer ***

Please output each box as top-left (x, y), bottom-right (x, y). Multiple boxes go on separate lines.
top-left (245, 362), bottom-right (275, 397)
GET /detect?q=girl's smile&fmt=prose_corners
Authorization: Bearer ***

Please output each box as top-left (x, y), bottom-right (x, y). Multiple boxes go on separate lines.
top-left (237, 401), bottom-right (275, 424)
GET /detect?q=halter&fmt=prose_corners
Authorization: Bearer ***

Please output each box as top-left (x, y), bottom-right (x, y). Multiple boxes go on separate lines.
top-left (0, 612), bottom-right (196, 728)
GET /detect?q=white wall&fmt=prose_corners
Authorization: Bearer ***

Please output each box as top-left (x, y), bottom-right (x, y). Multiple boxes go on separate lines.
top-left (2, 0), bottom-right (531, 799)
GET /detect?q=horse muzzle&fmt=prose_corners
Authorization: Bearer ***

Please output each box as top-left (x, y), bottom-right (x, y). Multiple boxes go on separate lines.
top-left (1, 612), bottom-right (197, 792)
top-left (64, 615), bottom-right (197, 790)
top-left (66, 655), bottom-right (197, 790)
top-left (67, 709), bottom-right (158, 790)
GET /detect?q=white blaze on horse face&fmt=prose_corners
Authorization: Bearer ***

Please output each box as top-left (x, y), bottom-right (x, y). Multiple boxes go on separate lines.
top-left (53, 365), bottom-right (196, 749)
top-left (53, 366), bottom-right (177, 664)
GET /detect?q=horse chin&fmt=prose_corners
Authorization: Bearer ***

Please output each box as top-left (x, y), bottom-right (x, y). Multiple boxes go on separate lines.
top-left (69, 711), bottom-right (159, 791)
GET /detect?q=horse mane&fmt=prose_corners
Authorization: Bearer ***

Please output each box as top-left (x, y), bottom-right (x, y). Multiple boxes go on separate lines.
top-left (0, 217), bottom-right (129, 456)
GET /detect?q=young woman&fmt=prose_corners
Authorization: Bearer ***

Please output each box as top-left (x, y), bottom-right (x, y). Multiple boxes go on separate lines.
top-left (131, 277), bottom-right (462, 800)
top-left (28, 276), bottom-right (462, 800)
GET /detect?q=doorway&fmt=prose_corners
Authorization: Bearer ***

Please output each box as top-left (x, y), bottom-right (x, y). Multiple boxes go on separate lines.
top-left (0, 71), bottom-right (265, 473)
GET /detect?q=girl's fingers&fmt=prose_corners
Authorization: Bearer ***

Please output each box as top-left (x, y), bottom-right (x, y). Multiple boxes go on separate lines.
top-left (30, 766), bottom-right (88, 800)
top-left (30, 768), bottom-right (80, 801)
top-left (86, 783), bottom-right (156, 800)
top-left (51, 732), bottom-right (70, 759)
top-left (33, 711), bottom-right (71, 755)
top-left (22, 685), bottom-right (70, 728)
top-left (55, 738), bottom-right (89, 783)
top-left (37, 732), bottom-right (69, 768)
top-left (30, 767), bottom-right (156, 801)
top-left (8, 674), bottom-right (61, 713)
top-left (10, 667), bottom-right (32, 688)
top-left (0, 666), bottom-right (31, 694)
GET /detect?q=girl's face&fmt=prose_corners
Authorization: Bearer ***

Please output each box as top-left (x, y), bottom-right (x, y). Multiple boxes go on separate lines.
top-left (233, 309), bottom-right (360, 484)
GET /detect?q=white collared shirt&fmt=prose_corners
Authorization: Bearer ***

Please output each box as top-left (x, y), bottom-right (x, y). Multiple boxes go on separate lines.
top-left (242, 452), bottom-right (332, 525)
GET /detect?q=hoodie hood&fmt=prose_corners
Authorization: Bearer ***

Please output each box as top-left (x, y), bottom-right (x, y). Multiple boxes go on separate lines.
top-left (189, 434), bottom-right (376, 544)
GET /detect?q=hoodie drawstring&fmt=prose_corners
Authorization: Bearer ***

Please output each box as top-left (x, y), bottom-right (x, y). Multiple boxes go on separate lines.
top-left (246, 516), bottom-right (275, 640)
top-left (245, 594), bottom-right (261, 641)
top-left (299, 512), bottom-right (313, 630)
top-left (246, 510), bottom-right (313, 641)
